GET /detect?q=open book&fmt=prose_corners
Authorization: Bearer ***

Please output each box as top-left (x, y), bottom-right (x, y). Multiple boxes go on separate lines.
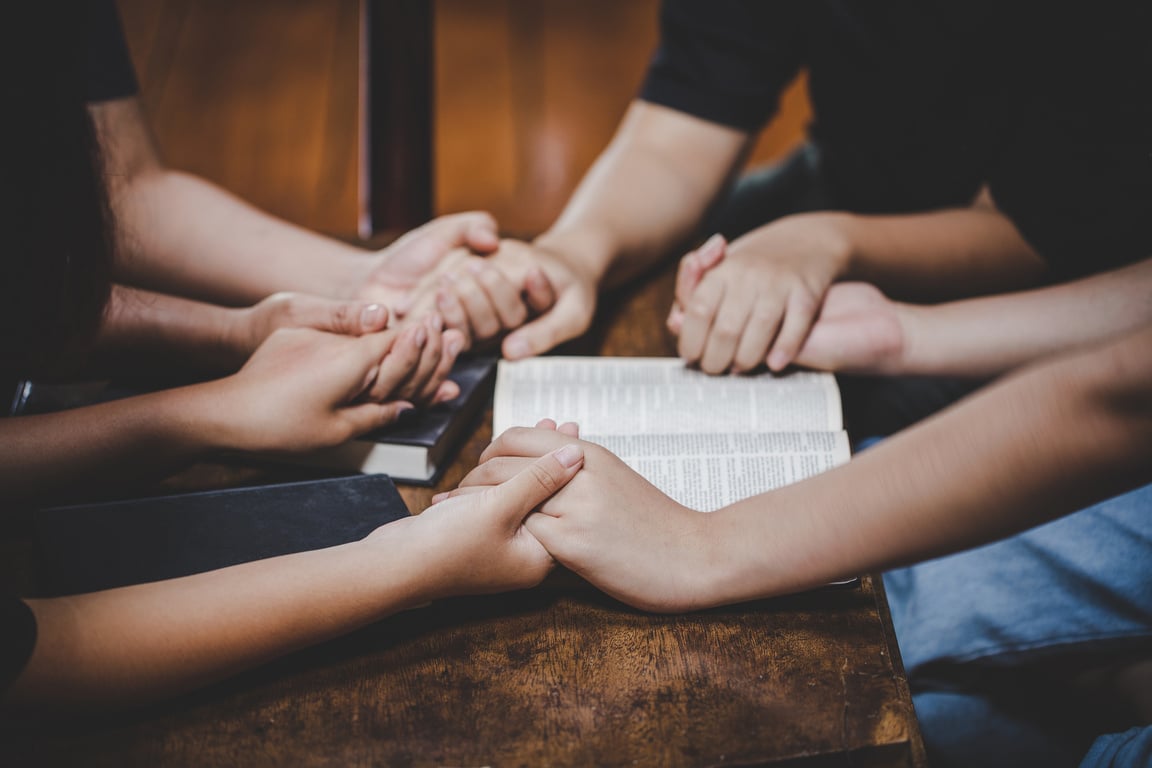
top-left (493, 357), bottom-right (849, 512)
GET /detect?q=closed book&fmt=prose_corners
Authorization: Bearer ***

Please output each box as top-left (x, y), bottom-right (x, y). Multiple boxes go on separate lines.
top-left (35, 474), bottom-right (409, 596)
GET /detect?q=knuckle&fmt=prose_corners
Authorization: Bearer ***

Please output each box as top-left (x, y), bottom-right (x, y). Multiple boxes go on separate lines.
top-left (527, 462), bottom-right (560, 495)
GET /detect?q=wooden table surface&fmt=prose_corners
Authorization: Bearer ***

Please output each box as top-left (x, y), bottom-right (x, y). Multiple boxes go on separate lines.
top-left (1, 265), bottom-right (925, 767)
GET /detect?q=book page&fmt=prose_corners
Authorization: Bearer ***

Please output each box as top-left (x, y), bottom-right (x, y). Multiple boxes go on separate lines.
top-left (493, 357), bottom-right (842, 436)
top-left (587, 431), bottom-right (850, 511)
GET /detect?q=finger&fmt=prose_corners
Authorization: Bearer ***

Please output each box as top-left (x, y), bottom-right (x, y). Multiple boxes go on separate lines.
top-left (387, 318), bottom-right (441, 402)
top-left (535, 418), bottom-right (559, 430)
top-left (429, 485), bottom-right (487, 505)
top-left (733, 298), bottom-right (783, 373)
top-left (696, 233), bottom-right (726, 269)
top-left (677, 274), bottom-right (725, 365)
top-left (673, 249), bottom-right (702, 309)
top-left (421, 325), bottom-right (465, 404)
top-left (767, 289), bottom-right (821, 372)
top-left (501, 291), bottom-right (589, 360)
top-left (480, 426), bottom-right (576, 463)
top-left (557, 421), bottom-right (580, 437)
top-left (522, 511), bottom-right (562, 546)
top-left (699, 287), bottom-right (753, 375)
top-left (460, 211), bottom-right (500, 253)
top-left (297, 298), bottom-right (389, 336)
top-left (459, 455), bottom-right (534, 487)
top-left (436, 284), bottom-right (472, 345)
top-left (523, 266), bottom-right (557, 314)
top-left (666, 303), bottom-right (685, 336)
top-left (342, 400), bottom-right (414, 435)
top-left (366, 326), bottom-right (424, 401)
top-left (448, 269), bottom-right (502, 341)
top-left (490, 443), bottom-right (584, 525)
top-left (467, 260), bottom-right (528, 329)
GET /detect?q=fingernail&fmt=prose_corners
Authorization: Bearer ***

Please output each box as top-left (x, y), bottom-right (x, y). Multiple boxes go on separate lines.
top-left (361, 303), bottom-right (386, 328)
top-left (413, 325), bottom-right (427, 347)
top-left (504, 337), bottom-right (530, 359)
top-left (428, 311), bottom-right (443, 331)
top-left (430, 492), bottom-right (448, 504)
top-left (700, 234), bottom-right (725, 266)
top-left (396, 401), bottom-right (415, 414)
top-left (447, 337), bottom-right (463, 357)
top-left (554, 443), bottom-right (583, 469)
top-left (466, 260), bottom-right (485, 275)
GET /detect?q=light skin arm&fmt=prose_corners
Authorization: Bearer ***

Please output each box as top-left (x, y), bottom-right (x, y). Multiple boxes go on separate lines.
top-left (90, 98), bottom-right (500, 307)
top-left (670, 188), bottom-right (1047, 374)
top-left (432, 101), bottom-right (751, 358)
top-left (91, 284), bottom-right (394, 374)
top-left (0, 326), bottom-right (460, 504)
top-left (455, 324), bottom-right (1152, 612)
top-left (4, 444), bottom-right (583, 713)
top-left (794, 257), bottom-right (1152, 378)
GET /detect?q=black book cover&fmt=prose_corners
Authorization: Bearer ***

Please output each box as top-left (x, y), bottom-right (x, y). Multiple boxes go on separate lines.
top-left (35, 474), bottom-right (410, 596)
top-left (363, 354), bottom-right (495, 449)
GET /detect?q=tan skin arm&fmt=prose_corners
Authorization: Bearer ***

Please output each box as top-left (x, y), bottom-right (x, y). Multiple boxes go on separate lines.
top-left (4, 444), bottom-right (583, 714)
top-left (89, 98), bottom-right (501, 308)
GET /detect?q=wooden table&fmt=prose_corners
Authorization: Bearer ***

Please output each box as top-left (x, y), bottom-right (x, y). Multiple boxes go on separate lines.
top-left (1, 266), bottom-right (925, 767)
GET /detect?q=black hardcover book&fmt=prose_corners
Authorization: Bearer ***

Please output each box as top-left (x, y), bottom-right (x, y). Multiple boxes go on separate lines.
top-left (9, 354), bottom-right (498, 485)
top-left (35, 474), bottom-right (410, 596)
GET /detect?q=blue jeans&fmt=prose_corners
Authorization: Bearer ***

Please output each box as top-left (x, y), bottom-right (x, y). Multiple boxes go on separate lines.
top-left (884, 483), bottom-right (1152, 767)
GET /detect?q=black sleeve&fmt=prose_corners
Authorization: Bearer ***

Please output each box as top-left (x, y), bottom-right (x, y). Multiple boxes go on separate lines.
top-left (986, 4), bottom-right (1152, 278)
top-left (86, 0), bottom-right (139, 102)
top-left (1, 596), bottom-right (37, 696)
top-left (638, 0), bottom-right (808, 132)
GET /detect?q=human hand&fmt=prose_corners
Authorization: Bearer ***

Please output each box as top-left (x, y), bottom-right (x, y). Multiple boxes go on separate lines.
top-left (471, 239), bottom-right (595, 360)
top-left (671, 212), bottom-right (855, 374)
top-left (402, 440), bottom-right (585, 598)
top-left (444, 427), bottom-right (713, 613)
top-left (353, 211), bottom-right (501, 306)
top-left (204, 324), bottom-right (459, 453)
top-left (229, 292), bottom-right (391, 363)
top-left (793, 282), bottom-right (910, 375)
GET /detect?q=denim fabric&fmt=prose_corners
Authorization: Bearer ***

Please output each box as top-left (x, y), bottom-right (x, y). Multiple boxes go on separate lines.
top-left (1081, 726), bottom-right (1152, 768)
top-left (885, 484), bottom-right (1152, 767)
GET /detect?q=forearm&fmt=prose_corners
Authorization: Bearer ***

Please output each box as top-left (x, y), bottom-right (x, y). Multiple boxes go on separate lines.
top-left (112, 169), bottom-right (372, 304)
top-left (709, 325), bottom-right (1152, 603)
top-left (535, 101), bottom-right (749, 288)
top-left (91, 99), bottom-right (374, 305)
top-left (93, 285), bottom-right (248, 374)
top-left (8, 521), bottom-right (434, 712)
top-left (0, 384), bottom-right (228, 503)
top-left (899, 258), bottom-right (1152, 377)
top-left (839, 201), bottom-right (1047, 300)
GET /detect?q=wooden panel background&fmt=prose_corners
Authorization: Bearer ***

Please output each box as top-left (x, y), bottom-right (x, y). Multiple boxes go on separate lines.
top-left (116, 0), bottom-right (810, 239)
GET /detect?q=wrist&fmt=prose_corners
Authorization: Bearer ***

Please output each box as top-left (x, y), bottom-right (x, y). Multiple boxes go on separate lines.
top-left (789, 211), bottom-right (859, 279)
top-left (533, 228), bottom-right (614, 287)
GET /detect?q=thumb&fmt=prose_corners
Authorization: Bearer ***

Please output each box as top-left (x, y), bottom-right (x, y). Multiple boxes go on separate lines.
top-left (501, 292), bottom-right (590, 360)
top-left (523, 265), bottom-right (557, 314)
top-left (461, 211), bottom-right (500, 253)
top-left (341, 400), bottom-right (414, 434)
top-left (305, 298), bottom-right (389, 336)
top-left (490, 443), bottom-right (584, 527)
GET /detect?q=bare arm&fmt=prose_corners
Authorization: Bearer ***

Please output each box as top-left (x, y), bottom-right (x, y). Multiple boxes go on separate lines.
top-left (93, 284), bottom-right (392, 374)
top-left (443, 101), bottom-right (751, 359)
top-left (712, 323), bottom-right (1152, 603)
top-left (4, 445), bottom-right (583, 713)
top-left (0, 327), bottom-right (448, 504)
top-left (795, 258), bottom-right (1152, 378)
top-left (90, 99), bottom-right (499, 307)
